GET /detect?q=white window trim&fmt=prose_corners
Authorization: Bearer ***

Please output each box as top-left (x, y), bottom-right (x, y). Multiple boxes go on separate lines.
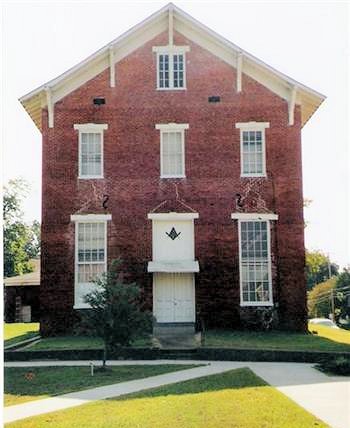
top-left (231, 213), bottom-right (278, 221)
top-left (71, 214), bottom-right (112, 222)
top-left (152, 46), bottom-right (190, 54)
top-left (156, 123), bottom-right (189, 178)
top-left (74, 123), bottom-right (108, 180)
top-left (74, 124), bottom-right (108, 132)
top-left (148, 212), bottom-right (198, 221)
top-left (236, 216), bottom-right (274, 307)
top-left (71, 214), bottom-right (111, 309)
top-left (153, 45), bottom-right (189, 91)
top-left (235, 122), bottom-right (270, 130)
top-left (155, 123), bottom-right (189, 131)
top-left (235, 122), bottom-right (269, 178)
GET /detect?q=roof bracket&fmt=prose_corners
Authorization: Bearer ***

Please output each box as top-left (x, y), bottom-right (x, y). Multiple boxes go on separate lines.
top-left (236, 52), bottom-right (243, 93)
top-left (288, 85), bottom-right (297, 126)
top-left (109, 46), bottom-right (115, 88)
top-left (45, 87), bottom-right (54, 128)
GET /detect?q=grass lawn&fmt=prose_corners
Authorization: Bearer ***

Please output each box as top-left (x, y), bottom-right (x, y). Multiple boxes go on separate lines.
top-left (6, 368), bottom-right (327, 428)
top-left (4, 364), bottom-right (198, 406)
top-left (28, 336), bottom-right (104, 350)
top-left (4, 323), bottom-right (40, 347)
top-left (29, 334), bottom-right (151, 351)
top-left (204, 324), bottom-right (350, 352)
top-left (6, 323), bottom-right (350, 354)
top-left (308, 323), bottom-right (350, 345)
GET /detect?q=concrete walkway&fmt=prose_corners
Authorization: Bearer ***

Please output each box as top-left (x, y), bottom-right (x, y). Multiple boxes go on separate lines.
top-left (4, 360), bottom-right (350, 428)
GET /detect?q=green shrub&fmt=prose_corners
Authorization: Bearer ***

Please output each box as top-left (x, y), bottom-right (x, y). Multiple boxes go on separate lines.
top-left (315, 356), bottom-right (350, 376)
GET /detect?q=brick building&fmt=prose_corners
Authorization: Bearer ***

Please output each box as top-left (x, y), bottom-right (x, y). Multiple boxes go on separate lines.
top-left (20, 4), bottom-right (324, 336)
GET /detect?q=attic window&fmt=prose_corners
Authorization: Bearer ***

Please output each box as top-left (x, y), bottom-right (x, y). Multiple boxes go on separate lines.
top-left (93, 97), bottom-right (105, 105)
top-left (208, 96), bottom-right (220, 103)
top-left (153, 46), bottom-right (190, 90)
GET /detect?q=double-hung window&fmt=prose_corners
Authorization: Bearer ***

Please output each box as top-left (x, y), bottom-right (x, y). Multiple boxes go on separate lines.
top-left (236, 122), bottom-right (269, 177)
top-left (71, 214), bottom-right (111, 308)
top-left (156, 123), bottom-right (189, 178)
top-left (232, 213), bottom-right (278, 306)
top-left (153, 46), bottom-right (189, 90)
top-left (74, 124), bottom-right (108, 179)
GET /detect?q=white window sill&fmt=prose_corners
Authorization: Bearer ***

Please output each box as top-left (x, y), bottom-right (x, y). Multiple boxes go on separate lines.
top-left (160, 175), bottom-right (186, 179)
top-left (240, 173), bottom-right (267, 178)
top-left (240, 302), bottom-right (273, 307)
top-left (156, 87), bottom-right (187, 91)
top-left (78, 176), bottom-right (104, 180)
top-left (73, 304), bottom-right (91, 309)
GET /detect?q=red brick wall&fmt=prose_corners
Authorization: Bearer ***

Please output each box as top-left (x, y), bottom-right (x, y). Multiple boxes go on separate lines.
top-left (40, 31), bottom-right (306, 335)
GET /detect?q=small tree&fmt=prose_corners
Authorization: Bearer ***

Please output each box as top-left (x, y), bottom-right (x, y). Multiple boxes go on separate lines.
top-left (3, 179), bottom-right (41, 277)
top-left (335, 268), bottom-right (350, 322)
top-left (79, 260), bottom-right (153, 368)
top-left (306, 250), bottom-right (338, 290)
top-left (307, 277), bottom-right (336, 318)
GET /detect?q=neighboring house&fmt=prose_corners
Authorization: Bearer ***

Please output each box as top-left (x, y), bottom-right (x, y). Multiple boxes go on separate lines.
top-left (4, 259), bottom-right (40, 323)
top-left (19, 3), bottom-right (325, 336)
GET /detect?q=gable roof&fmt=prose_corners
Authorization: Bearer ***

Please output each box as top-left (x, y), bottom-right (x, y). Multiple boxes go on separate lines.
top-left (19, 3), bottom-right (325, 131)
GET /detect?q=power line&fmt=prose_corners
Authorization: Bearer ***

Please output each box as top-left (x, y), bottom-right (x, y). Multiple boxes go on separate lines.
top-left (308, 290), bottom-right (350, 305)
top-left (308, 285), bottom-right (350, 300)
top-left (308, 287), bottom-right (350, 300)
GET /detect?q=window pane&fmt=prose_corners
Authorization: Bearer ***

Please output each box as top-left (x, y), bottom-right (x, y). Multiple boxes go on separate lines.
top-left (159, 54), bottom-right (169, 88)
top-left (241, 130), bottom-right (264, 174)
top-left (78, 263), bottom-right (104, 283)
top-left (240, 221), bottom-right (270, 303)
top-left (80, 133), bottom-right (102, 177)
top-left (77, 222), bottom-right (106, 284)
top-left (173, 54), bottom-right (184, 88)
top-left (162, 131), bottom-right (183, 176)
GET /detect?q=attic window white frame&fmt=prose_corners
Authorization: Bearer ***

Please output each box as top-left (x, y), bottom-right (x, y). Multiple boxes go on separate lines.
top-left (235, 122), bottom-right (269, 178)
top-left (156, 123), bottom-right (189, 178)
top-left (74, 124), bottom-right (108, 179)
top-left (71, 213), bottom-right (111, 309)
top-left (153, 46), bottom-right (190, 90)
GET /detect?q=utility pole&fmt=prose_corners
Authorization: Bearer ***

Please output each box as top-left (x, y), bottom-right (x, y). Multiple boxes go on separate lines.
top-left (327, 253), bottom-right (332, 279)
top-left (328, 253), bottom-right (335, 322)
top-left (330, 289), bottom-right (335, 322)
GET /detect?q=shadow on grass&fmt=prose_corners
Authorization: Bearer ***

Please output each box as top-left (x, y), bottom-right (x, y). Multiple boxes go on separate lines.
top-left (4, 364), bottom-right (199, 404)
top-left (113, 368), bottom-right (266, 402)
top-left (28, 336), bottom-right (104, 351)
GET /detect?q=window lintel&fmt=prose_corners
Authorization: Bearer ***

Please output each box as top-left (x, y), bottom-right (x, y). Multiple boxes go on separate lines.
top-left (235, 122), bottom-right (270, 130)
top-left (71, 214), bottom-right (112, 222)
top-left (231, 213), bottom-right (278, 221)
top-left (74, 123), bottom-right (108, 132)
top-left (152, 45), bottom-right (190, 54)
top-left (156, 123), bottom-right (189, 131)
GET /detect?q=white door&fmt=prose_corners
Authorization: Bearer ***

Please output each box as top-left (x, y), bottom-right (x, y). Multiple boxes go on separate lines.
top-left (153, 273), bottom-right (195, 323)
top-left (153, 275), bottom-right (175, 323)
top-left (21, 306), bottom-right (31, 323)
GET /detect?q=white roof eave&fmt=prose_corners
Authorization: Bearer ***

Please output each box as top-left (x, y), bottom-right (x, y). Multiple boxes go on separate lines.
top-left (19, 2), bottom-right (326, 131)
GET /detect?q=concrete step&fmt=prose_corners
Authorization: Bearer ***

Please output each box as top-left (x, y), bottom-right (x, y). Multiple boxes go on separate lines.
top-left (153, 323), bottom-right (195, 337)
top-left (153, 332), bottom-right (201, 350)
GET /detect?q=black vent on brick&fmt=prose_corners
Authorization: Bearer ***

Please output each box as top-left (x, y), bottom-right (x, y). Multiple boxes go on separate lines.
top-left (93, 97), bottom-right (106, 105)
top-left (208, 96), bottom-right (220, 103)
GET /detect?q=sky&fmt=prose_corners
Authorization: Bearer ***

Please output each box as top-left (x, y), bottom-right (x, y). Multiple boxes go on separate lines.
top-left (2, 1), bottom-right (349, 268)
